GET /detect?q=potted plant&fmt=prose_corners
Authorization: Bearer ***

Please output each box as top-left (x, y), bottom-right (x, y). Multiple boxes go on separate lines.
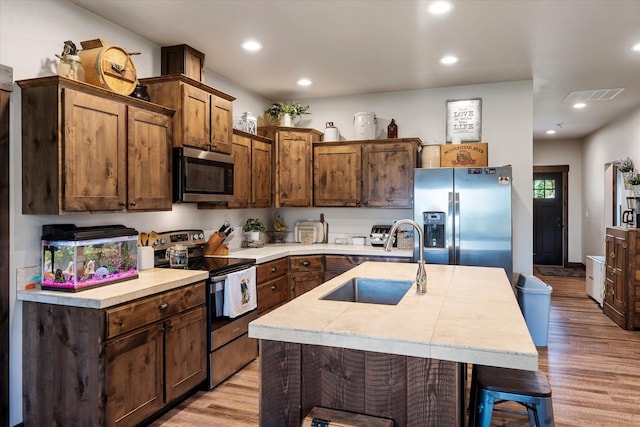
top-left (626, 170), bottom-right (640, 196)
top-left (265, 100), bottom-right (311, 126)
top-left (618, 157), bottom-right (635, 189)
top-left (243, 218), bottom-right (266, 242)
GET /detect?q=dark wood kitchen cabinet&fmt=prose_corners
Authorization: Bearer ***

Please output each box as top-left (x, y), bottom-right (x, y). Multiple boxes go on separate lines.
top-left (314, 138), bottom-right (419, 208)
top-left (22, 281), bottom-right (206, 427)
top-left (227, 130), bottom-right (272, 209)
top-left (289, 255), bottom-right (325, 299)
top-left (257, 257), bottom-right (289, 316)
top-left (258, 126), bottom-right (323, 207)
top-left (18, 76), bottom-right (174, 214)
top-left (141, 74), bottom-right (235, 154)
top-left (604, 227), bottom-right (640, 330)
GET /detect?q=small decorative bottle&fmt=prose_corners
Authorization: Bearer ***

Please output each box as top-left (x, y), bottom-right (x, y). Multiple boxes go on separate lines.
top-left (387, 118), bottom-right (398, 139)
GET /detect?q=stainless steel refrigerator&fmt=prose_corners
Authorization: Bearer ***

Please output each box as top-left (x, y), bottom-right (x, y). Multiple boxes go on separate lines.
top-left (413, 166), bottom-right (512, 280)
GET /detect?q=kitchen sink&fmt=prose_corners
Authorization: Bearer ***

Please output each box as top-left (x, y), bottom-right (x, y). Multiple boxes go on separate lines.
top-left (320, 277), bottom-right (413, 305)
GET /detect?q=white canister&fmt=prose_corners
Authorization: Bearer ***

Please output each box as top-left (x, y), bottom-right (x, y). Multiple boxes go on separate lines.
top-left (420, 142), bottom-right (441, 168)
top-left (324, 122), bottom-right (339, 141)
top-left (353, 112), bottom-right (377, 140)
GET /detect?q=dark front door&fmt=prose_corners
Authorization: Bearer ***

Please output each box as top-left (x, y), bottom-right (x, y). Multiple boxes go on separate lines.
top-left (533, 172), bottom-right (564, 265)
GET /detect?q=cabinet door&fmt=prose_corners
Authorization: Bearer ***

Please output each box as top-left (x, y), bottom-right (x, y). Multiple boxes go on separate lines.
top-left (181, 84), bottom-right (210, 150)
top-left (612, 236), bottom-right (627, 314)
top-left (165, 306), bottom-right (207, 402)
top-left (314, 144), bottom-right (362, 207)
top-left (211, 96), bottom-right (233, 153)
top-left (276, 130), bottom-right (312, 207)
top-left (252, 139), bottom-right (272, 208)
top-left (228, 134), bottom-right (251, 208)
top-left (127, 106), bottom-right (172, 211)
top-left (289, 270), bottom-right (325, 299)
top-left (362, 142), bottom-right (414, 208)
top-left (106, 323), bottom-right (164, 427)
top-left (63, 89), bottom-right (127, 211)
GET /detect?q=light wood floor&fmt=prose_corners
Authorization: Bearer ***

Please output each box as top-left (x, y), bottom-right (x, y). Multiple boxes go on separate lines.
top-left (150, 272), bottom-right (640, 426)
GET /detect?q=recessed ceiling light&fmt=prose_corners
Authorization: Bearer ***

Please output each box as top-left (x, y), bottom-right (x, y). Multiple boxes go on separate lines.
top-left (428, 1), bottom-right (453, 15)
top-left (242, 39), bottom-right (262, 52)
top-left (573, 102), bottom-right (587, 109)
top-left (546, 130), bottom-right (556, 135)
top-left (632, 41), bottom-right (640, 52)
top-left (440, 55), bottom-right (459, 65)
top-left (297, 78), bottom-right (312, 86)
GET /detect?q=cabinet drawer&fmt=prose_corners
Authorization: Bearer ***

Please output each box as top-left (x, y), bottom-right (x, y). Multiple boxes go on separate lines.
top-left (324, 255), bottom-right (409, 272)
top-left (257, 275), bottom-right (288, 315)
top-left (289, 255), bottom-right (323, 272)
top-left (211, 310), bottom-right (257, 350)
top-left (257, 258), bottom-right (288, 282)
top-left (106, 281), bottom-right (205, 338)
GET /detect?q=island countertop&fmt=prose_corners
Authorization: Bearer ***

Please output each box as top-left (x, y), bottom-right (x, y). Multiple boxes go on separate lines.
top-left (249, 261), bottom-right (538, 371)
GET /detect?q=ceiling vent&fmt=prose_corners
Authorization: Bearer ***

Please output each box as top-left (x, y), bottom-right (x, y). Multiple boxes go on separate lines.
top-left (564, 88), bottom-right (624, 103)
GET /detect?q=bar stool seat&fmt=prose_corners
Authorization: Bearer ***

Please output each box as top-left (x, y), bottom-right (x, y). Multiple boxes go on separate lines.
top-left (469, 365), bottom-right (555, 427)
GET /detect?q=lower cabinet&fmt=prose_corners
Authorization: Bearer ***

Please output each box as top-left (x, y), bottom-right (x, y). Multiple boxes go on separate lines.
top-left (324, 255), bottom-right (410, 281)
top-left (257, 257), bottom-right (289, 316)
top-left (289, 255), bottom-right (325, 299)
top-left (604, 227), bottom-right (640, 330)
top-left (22, 281), bottom-right (206, 427)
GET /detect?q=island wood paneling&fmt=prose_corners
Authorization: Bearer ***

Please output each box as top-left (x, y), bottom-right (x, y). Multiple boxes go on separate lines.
top-left (259, 340), bottom-right (462, 426)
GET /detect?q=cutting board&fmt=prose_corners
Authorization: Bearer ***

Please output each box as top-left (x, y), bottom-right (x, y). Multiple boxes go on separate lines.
top-left (294, 221), bottom-right (324, 243)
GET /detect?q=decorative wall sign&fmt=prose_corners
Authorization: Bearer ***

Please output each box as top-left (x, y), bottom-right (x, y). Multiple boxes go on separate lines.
top-left (446, 98), bottom-right (482, 143)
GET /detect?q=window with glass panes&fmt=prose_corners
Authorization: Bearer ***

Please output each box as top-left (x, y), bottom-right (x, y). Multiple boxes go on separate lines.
top-left (533, 179), bottom-right (556, 199)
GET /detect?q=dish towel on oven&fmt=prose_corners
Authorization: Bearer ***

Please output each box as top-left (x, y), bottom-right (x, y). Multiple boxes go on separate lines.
top-left (223, 266), bottom-right (257, 318)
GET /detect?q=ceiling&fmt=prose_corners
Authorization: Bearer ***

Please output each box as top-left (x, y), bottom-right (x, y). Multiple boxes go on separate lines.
top-left (70, 0), bottom-right (640, 141)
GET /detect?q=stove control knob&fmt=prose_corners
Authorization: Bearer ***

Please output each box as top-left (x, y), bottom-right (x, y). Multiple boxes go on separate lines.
top-left (160, 238), bottom-right (166, 244)
top-left (198, 233), bottom-right (204, 239)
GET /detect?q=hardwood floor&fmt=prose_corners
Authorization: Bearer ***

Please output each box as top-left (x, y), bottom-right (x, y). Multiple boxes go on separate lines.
top-left (150, 272), bottom-right (640, 426)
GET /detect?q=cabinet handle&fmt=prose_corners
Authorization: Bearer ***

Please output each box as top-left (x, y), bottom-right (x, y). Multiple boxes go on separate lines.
top-left (271, 285), bottom-right (277, 290)
top-left (167, 322), bottom-right (174, 330)
top-left (271, 267), bottom-right (277, 272)
top-left (302, 261), bottom-right (310, 267)
top-left (158, 302), bottom-right (169, 311)
top-left (130, 200), bottom-right (136, 207)
top-left (610, 252), bottom-right (615, 259)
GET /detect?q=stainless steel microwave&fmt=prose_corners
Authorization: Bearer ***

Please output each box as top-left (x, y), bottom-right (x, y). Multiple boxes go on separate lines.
top-left (173, 147), bottom-right (234, 203)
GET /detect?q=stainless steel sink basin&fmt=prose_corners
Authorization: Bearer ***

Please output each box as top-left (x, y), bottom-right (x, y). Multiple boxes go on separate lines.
top-left (320, 277), bottom-right (413, 305)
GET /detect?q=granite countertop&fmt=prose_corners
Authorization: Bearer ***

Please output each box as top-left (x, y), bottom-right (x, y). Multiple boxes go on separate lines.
top-left (17, 269), bottom-right (209, 309)
top-left (249, 261), bottom-right (538, 371)
top-left (224, 243), bottom-right (413, 264)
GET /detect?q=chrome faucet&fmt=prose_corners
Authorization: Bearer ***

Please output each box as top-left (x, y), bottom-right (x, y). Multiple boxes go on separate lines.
top-left (384, 219), bottom-right (427, 294)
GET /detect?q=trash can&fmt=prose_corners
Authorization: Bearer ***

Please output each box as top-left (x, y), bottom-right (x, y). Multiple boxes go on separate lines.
top-left (516, 274), bottom-right (553, 347)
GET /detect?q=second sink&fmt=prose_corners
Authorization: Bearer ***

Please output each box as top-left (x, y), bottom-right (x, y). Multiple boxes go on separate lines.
top-left (320, 277), bottom-right (413, 305)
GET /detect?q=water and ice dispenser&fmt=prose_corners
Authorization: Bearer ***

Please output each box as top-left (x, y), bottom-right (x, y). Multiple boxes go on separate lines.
top-left (423, 212), bottom-right (446, 248)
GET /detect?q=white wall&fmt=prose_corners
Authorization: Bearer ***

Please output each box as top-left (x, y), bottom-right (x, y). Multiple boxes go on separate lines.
top-left (582, 106), bottom-right (640, 258)
top-left (533, 138), bottom-right (584, 263)
top-left (299, 81), bottom-right (534, 277)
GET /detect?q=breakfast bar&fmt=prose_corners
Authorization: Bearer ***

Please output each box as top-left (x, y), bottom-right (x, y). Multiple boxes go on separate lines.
top-left (249, 262), bottom-right (537, 426)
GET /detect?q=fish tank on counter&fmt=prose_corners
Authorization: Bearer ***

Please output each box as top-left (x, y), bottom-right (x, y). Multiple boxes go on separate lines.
top-left (41, 224), bottom-right (139, 292)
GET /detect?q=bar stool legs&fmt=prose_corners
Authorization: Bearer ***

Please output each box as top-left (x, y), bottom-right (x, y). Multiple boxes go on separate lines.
top-left (469, 365), bottom-right (555, 427)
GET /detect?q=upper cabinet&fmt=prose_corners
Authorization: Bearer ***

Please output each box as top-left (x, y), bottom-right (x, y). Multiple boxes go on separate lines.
top-left (314, 138), bottom-right (419, 208)
top-left (258, 126), bottom-right (323, 208)
top-left (18, 76), bottom-right (174, 214)
top-left (141, 75), bottom-right (235, 154)
top-left (228, 130), bottom-right (272, 209)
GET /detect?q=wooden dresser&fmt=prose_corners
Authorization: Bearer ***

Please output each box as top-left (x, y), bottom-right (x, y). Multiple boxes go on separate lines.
top-left (604, 227), bottom-right (640, 330)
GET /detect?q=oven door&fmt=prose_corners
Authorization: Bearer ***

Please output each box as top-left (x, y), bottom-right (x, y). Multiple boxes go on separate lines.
top-left (173, 146), bottom-right (234, 203)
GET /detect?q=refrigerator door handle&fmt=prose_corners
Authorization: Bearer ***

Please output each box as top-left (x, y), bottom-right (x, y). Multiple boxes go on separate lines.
top-left (448, 192), bottom-right (455, 264)
top-left (454, 191), bottom-right (461, 265)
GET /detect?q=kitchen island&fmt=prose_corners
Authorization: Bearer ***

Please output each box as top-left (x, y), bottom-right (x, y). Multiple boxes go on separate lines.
top-left (249, 262), bottom-right (537, 426)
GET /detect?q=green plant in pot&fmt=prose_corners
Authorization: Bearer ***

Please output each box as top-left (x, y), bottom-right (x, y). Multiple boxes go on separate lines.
top-left (243, 218), bottom-right (266, 242)
top-left (626, 170), bottom-right (640, 186)
top-left (265, 100), bottom-right (311, 126)
top-left (619, 157), bottom-right (634, 173)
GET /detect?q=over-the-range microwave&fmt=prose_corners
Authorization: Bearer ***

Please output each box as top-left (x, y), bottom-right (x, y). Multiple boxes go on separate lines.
top-left (173, 146), bottom-right (234, 203)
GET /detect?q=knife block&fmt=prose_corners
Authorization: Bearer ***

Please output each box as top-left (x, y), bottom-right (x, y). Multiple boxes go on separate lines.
top-left (204, 232), bottom-right (229, 256)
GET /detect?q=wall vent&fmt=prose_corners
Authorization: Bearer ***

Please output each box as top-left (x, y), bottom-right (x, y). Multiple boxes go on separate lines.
top-left (563, 88), bottom-right (624, 102)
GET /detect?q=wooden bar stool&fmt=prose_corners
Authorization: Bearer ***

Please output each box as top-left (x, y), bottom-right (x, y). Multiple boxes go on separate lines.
top-left (469, 365), bottom-right (555, 427)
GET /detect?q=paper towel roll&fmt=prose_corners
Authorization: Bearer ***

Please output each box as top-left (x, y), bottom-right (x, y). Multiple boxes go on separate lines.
top-left (138, 246), bottom-right (154, 270)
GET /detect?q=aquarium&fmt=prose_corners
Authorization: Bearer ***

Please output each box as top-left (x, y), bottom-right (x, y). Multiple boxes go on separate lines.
top-left (41, 224), bottom-right (139, 292)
